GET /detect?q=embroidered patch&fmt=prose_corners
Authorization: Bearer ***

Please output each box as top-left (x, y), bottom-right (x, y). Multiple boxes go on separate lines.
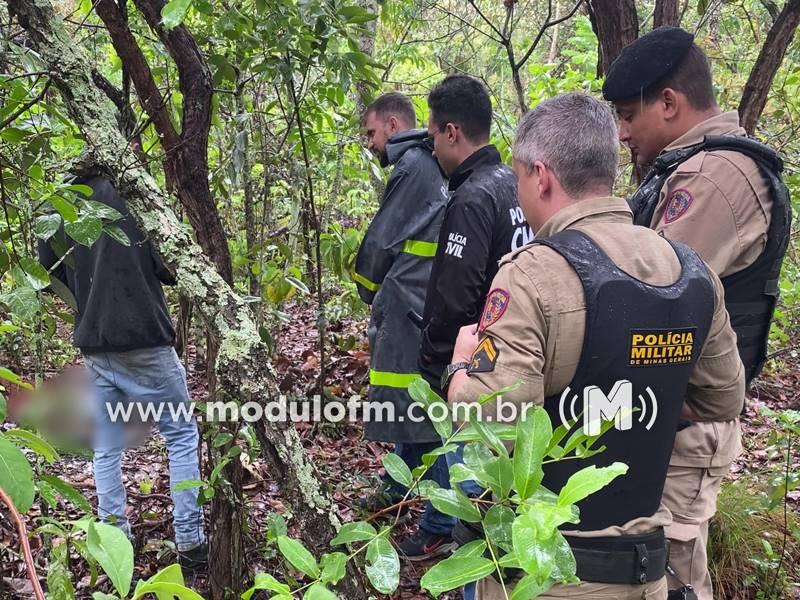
top-left (628, 327), bottom-right (696, 367)
top-left (663, 189), bottom-right (693, 224)
top-left (479, 288), bottom-right (510, 331)
top-left (469, 337), bottom-right (500, 373)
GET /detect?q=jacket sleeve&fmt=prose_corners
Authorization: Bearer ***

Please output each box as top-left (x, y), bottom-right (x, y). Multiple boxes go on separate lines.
top-left (420, 194), bottom-right (495, 377)
top-left (685, 269), bottom-right (746, 420)
top-left (37, 235), bottom-right (68, 289)
top-left (150, 244), bottom-right (177, 286)
top-left (354, 167), bottom-right (425, 304)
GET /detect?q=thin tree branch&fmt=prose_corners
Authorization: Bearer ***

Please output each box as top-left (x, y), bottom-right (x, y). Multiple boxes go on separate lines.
top-left (0, 486), bottom-right (45, 600)
top-left (515, 0), bottom-right (583, 70)
top-left (0, 78), bottom-right (50, 130)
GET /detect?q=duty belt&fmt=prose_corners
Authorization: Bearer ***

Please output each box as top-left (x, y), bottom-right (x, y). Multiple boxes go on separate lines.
top-left (452, 521), bottom-right (668, 586)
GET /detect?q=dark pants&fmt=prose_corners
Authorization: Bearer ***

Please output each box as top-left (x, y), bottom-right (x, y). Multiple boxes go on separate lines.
top-left (385, 442), bottom-right (455, 536)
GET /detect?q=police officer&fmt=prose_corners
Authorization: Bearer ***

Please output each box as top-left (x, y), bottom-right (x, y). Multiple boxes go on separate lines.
top-left (410, 75), bottom-right (532, 559)
top-left (603, 27), bottom-right (791, 599)
top-left (355, 93), bottom-right (452, 544)
top-left (447, 93), bottom-right (745, 599)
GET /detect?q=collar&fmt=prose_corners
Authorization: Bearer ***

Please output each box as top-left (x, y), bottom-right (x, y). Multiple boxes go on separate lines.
top-left (385, 128), bottom-right (430, 166)
top-left (449, 145), bottom-right (501, 191)
top-left (664, 111), bottom-right (745, 152)
top-left (536, 197), bottom-right (633, 239)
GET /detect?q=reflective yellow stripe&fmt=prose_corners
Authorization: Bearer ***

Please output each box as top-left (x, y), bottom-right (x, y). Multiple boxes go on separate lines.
top-left (402, 240), bottom-right (438, 257)
top-left (353, 272), bottom-right (380, 292)
top-left (369, 370), bottom-right (421, 388)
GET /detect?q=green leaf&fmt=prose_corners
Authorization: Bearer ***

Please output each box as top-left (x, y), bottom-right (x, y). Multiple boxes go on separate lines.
top-left (427, 488), bottom-right (481, 522)
top-left (319, 551), bottom-right (347, 585)
top-left (450, 539), bottom-right (487, 559)
top-left (277, 535), bottom-right (320, 578)
top-left (241, 573), bottom-right (291, 600)
top-left (557, 463), bottom-right (628, 507)
top-left (17, 257), bottom-right (50, 290)
top-left (132, 582), bottom-right (204, 600)
top-left (512, 512), bottom-right (556, 582)
top-left (267, 512), bottom-right (288, 540)
top-left (172, 479), bottom-right (205, 492)
top-left (339, 5), bottom-right (378, 23)
top-left (509, 574), bottom-right (552, 600)
top-left (470, 419), bottom-right (509, 458)
top-left (0, 366), bottom-right (32, 389)
top-left (82, 200), bottom-right (123, 221)
top-left (482, 455), bottom-right (514, 499)
top-left (382, 452), bottom-right (412, 488)
top-left (420, 555), bottom-right (495, 597)
top-left (0, 393), bottom-right (6, 422)
top-left (407, 377), bottom-right (443, 409)
top-left (51, 195), bottom-right (78, 223)
top-left (63, 184), bottom-right (94, 198)
top-left (0, 286), bottom-right (40, 321)
top-left (92, 593), bottom-right (118, 600)
top-left (4, 428), bottom-right (58, 463)
top-left (40, 474), bottom-right (92, 513)
top-left (104, 225), bottom-right (130, 247)
top-left (0, 435), bottom-right (34, 513)
top-left (86, 521), bottom-right (134, 597)
top-left (65, 216), bottom-right (103, 246)
top-left (34, 213), bottom-right (62, 240)
top-left (483, 504), bottom-right (514, 551)
top-left (161, 0), bottom-right (193, 29)
top-left (365, 536), bottom-right (399, 594)
top-left (330, 521), bottom-right (377, 545)
top-left (513, 405), bottom-right (552, 500)
top-left (304, 583), bottom-right (339, 600)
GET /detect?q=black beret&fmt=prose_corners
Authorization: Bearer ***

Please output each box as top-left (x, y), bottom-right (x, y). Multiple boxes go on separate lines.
top-left (602, 26), bottom-right (695, 102)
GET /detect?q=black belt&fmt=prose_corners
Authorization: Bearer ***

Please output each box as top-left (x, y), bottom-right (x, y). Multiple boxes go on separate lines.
top-left (453, 521), bottom-right (667, 586)
top-left (568, 529), bottom-right (668, 584)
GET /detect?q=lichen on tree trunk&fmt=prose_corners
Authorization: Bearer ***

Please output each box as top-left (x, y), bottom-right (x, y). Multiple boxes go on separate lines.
top-left (7, 1), bottom-right (368, 597)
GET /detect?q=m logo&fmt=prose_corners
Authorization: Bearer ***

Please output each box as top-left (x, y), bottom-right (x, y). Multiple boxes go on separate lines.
top-left (558, 380), bottom-right (658, 436)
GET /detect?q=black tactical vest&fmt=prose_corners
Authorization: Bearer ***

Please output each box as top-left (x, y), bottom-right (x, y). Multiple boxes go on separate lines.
top-left (537, 230), bottom-right (714, 532)
top-left (628, 135), bottom-right (792, 383)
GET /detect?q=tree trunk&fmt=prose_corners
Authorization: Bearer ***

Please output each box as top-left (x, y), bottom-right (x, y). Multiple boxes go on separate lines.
top-left (654, 0), bottom-right (680, 27)
top-left (586, 0), bottom-right (638, 77)
top-left (738, 0), bottom-right (800, 134)
top-left (7, 2), bottom-right (367, 598)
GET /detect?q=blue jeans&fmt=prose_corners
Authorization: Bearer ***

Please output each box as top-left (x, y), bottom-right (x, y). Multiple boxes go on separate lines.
top-left (463, 582), bottom-right (476, 600)
top-left (388, 442), bottom-right (455, 536)
top-left (85, 347), bottom-right (205, 550)
top-left (447, 441), bottom-right (485, 496)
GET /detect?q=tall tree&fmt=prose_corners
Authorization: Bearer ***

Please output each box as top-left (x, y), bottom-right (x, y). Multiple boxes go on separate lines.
top-left (654, 0), bottom-right (680, 27)
top-left (739, 0), bottom-right (800, 134)
top-left (586, 0), bottom-right (638, 77)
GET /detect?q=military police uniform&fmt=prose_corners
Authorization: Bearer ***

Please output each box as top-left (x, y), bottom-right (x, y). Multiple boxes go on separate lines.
top-left (451, 197), bottom-right (745, 599)
top-left (603, 27), bottom-right (791, 599)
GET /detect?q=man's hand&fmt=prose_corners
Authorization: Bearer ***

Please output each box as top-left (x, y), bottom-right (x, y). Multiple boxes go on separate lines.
top-left (452, 323), bottom-right (480, 364)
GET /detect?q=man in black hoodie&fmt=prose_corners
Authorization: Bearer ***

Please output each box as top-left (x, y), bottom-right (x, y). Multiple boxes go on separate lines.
top-left (38, 172), bottom-right (206, 570)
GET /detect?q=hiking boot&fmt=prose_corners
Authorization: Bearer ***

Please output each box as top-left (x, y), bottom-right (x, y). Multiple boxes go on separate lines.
top-left (397, 528), bottom-right (456, 562)
top-left (357, 482), bottom-right (410, 519)
top-left (178, 542), bottom-right (208, 573)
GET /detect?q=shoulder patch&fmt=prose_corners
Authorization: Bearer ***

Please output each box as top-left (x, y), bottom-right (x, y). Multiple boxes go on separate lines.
top-left (479, 288), bottom-right (510, 332)
top-left (663, 189), bottom-right (693, 224)
top-left (469, 337), bottom-right (499, 374)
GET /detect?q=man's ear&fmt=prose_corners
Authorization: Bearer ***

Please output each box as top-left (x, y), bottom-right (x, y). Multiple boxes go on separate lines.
top-left (446, 122), bottom-right (458, 144)
top-left (535, 161), bottom-right (550, 197)
top-left (662, 88), bottom-right (680, 120)
top-left (387, 115), bottom-right (399, 134)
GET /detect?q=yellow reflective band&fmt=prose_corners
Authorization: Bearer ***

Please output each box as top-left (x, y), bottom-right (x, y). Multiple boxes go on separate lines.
top-left (353, 272), bottom-right (380, 292)
top-left (402, 240), bottom-right (438, 257)
top-left (369, 370), bottom-right (421, 388)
